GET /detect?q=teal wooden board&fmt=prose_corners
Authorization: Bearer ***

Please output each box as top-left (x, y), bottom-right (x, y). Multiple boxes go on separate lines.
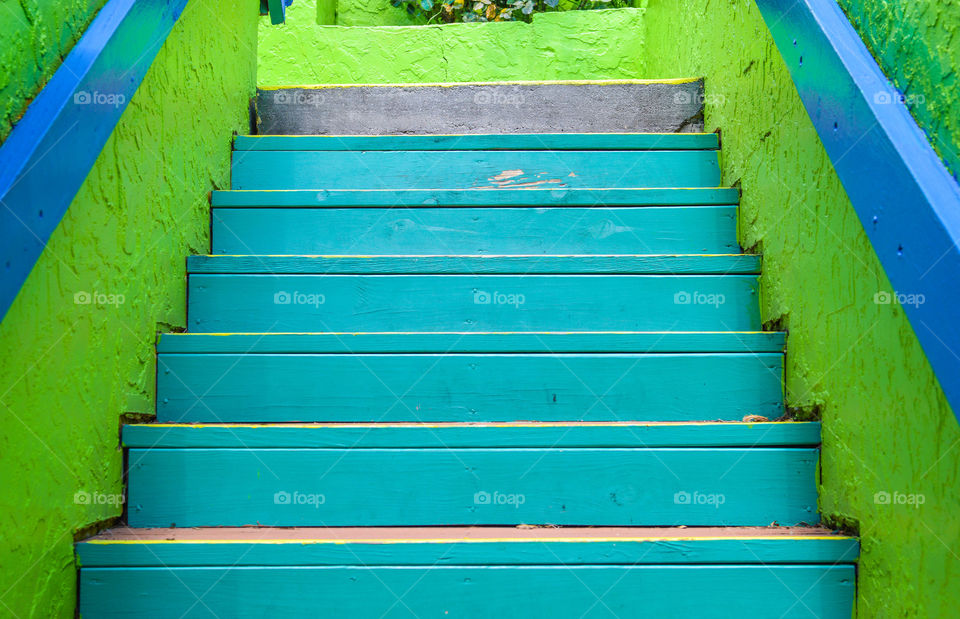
top-left (122, 421), bottom-right (820, 448)
top-left (229, 150), bottom-right (721, 190)
top-left (187, 274), bottom-right (761, 332)
top-left (79, 565), bottom-right (855, 618)
top-left (233, 133), bottom-right (720, 151)
top-left (126, 447), bottom-right (818, 526)
top-left (156, 353), bottom-right (784, 422)
top-left (212, 187), bottom-right (741, 207)
top-left (156, 331), bottom-right (787, 354)
top-left (186, 255), bottom-right (761, 274)
top-left (212, 206), bottom-right (741, 255)
top-left (77, 533), bottom-right (856, 567)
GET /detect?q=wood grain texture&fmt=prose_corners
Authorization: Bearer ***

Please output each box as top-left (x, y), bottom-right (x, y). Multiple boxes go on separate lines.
top-left (229, 150), bottom-right (721, 190)
top-left (212, 206), bottom-right (741, 255)
top-left (212, 187), bottom-right (741, 207)
top-left (126, 447), bottom-right (818, 526)
top-left (156, 331), bottom-right (787, 354)
top-left (233, 133), bottom-right (720, 151)
top-left (186, 255), bottom-right (761, 274)
top-left (78, 532), bottom-right (856, 566)
top-left (80, 565), bottom-right (855, 618)
top-left (156, 353), bottom-right (784, 422)
top-left (122, 421), bottom-right (820, 448)
top-left (187, 274), bottom-right (761, 332)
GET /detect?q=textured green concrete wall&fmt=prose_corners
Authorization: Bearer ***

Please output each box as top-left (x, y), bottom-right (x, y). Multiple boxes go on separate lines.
top-left (337, 0), bottom-right (418, 26)
top-left (639, 1), bottom-right (959, 616)
top-left (0, 1), bottom-right (257, 616)
top-left (259, 8), bottom-right (646, 83)
top-left (837, 0), bottom-right (960, 180)
top-left (0, 0), bottom-right (107, 141)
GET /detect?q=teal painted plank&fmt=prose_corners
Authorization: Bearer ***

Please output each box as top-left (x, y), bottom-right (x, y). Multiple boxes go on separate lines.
top-left (187, 274), bottom-right (761, 332)
top-left (234, 133), bottom-right (720, 151)
top-left (126, 447), bottom-right (818, 526)
top-left (212, 206), bottom-right (741, 255)
top-left (212, 187), bottom-right (740, 207)
top-left (122, 421), bottom-right (819, 448)
top-left (157, 353), bottom-right (784, 422)
top-left (156, 331), bottom-right (786, 354)
top-left (229, 150), bottom-right (721, 190)
top-left (186, 255), bottom-right (761, 274)
top-left (77, 533), bottom-right (856, 567)
top-left (80, 565), bottom-right (855, 618)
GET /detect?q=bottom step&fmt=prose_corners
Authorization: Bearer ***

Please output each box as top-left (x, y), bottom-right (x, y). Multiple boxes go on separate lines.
top-left (78, 527), bottom-right (857, 617)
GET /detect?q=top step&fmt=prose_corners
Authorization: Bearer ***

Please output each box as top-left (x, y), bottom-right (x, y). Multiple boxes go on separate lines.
top-left (256, 80), bottom-right (705, 135)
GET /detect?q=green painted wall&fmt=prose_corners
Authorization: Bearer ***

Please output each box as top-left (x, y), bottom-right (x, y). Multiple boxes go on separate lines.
top-left (639, 1), bottom-right (960, 616)
top-left (259, 8), bottom-right (647, 83)
top-left (837, 0), bottom-right (960, 180)
top-left (0, 0), bottom-right (108, 141)
top-left (0, 1), bottom-right (258, 615)
top-left (258, 2), bottom-right (960, 614)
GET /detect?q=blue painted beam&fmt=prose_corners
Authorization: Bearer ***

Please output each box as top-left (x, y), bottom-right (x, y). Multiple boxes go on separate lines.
top-left (0, 0), bottom-right (189, 322)
top-left (754, 0), bottom-right (960, 422)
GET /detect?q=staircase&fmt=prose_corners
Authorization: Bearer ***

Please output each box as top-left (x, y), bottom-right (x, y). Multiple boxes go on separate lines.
top-left (76, 81), bottom-right (857, 617)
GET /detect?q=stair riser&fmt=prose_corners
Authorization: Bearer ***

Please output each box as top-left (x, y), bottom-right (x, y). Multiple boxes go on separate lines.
top-left (187, 275), bottom-right (760, 332)
top-left (127, 448), bottom-right (817, 527)
top-left (81, 565), bottom-right (854, 618)
top-left (254, 82), bottom-right (705, 135)
top-left (157, 353), bottom-right (783, 422)
top-left (230, 150), bottom-right (721, 191)
top-left (212, 206), bottom-right (740, 255)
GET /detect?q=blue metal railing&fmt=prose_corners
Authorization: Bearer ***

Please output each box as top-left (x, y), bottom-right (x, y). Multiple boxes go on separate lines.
top-left (755, 0), bottom-right (960, 422)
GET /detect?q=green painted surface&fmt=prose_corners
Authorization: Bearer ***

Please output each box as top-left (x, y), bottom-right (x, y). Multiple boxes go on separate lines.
top-left (637, 1), bottom-right (960, 615)
top-left (0, 0), bottom-right (107, 141)
top-left (837, 0), bottom-right (960, 180)
top-left (258, 8), bottom-right (647, 84)
top-left (0, 1), bottom-right (258, 615)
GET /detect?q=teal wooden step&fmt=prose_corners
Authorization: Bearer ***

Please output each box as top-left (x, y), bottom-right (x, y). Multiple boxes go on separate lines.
top-left (187, 254), bottom-right (760, 274)
top-left (125, 431), bottom-right (817, 526)
top-left (123, 421), bottom-right (818, 448)
top-left (157, 352), bottom-right (783, 422)
top-left (234, 133), bottom-right (720, 151)
top-left (211, 187), bottom-right (740, 206)
top-left (212, 205), bottom-right (741, 255)
top-left (187, 274), bottom-right (760, 332)
top-left (77, 527), bottom-right (857, 617)
top-left (230, 150), bottom-right (721, 190)
top-left (157, 331), bottom-right (786, 354)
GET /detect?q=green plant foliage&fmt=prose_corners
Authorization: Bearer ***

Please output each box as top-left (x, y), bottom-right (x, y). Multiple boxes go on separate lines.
top-left (390, 0), bottom-right (628, 24)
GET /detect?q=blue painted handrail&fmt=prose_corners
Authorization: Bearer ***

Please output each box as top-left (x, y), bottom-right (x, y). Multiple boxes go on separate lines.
top-left (755, 0), bottom-right (960, 423)
top-left (0, 0), bottom-right (189, 322)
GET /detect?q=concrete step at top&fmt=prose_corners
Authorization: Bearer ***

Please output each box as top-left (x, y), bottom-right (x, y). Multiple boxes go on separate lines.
top-left (255, 79), bottom-right (706, 135)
